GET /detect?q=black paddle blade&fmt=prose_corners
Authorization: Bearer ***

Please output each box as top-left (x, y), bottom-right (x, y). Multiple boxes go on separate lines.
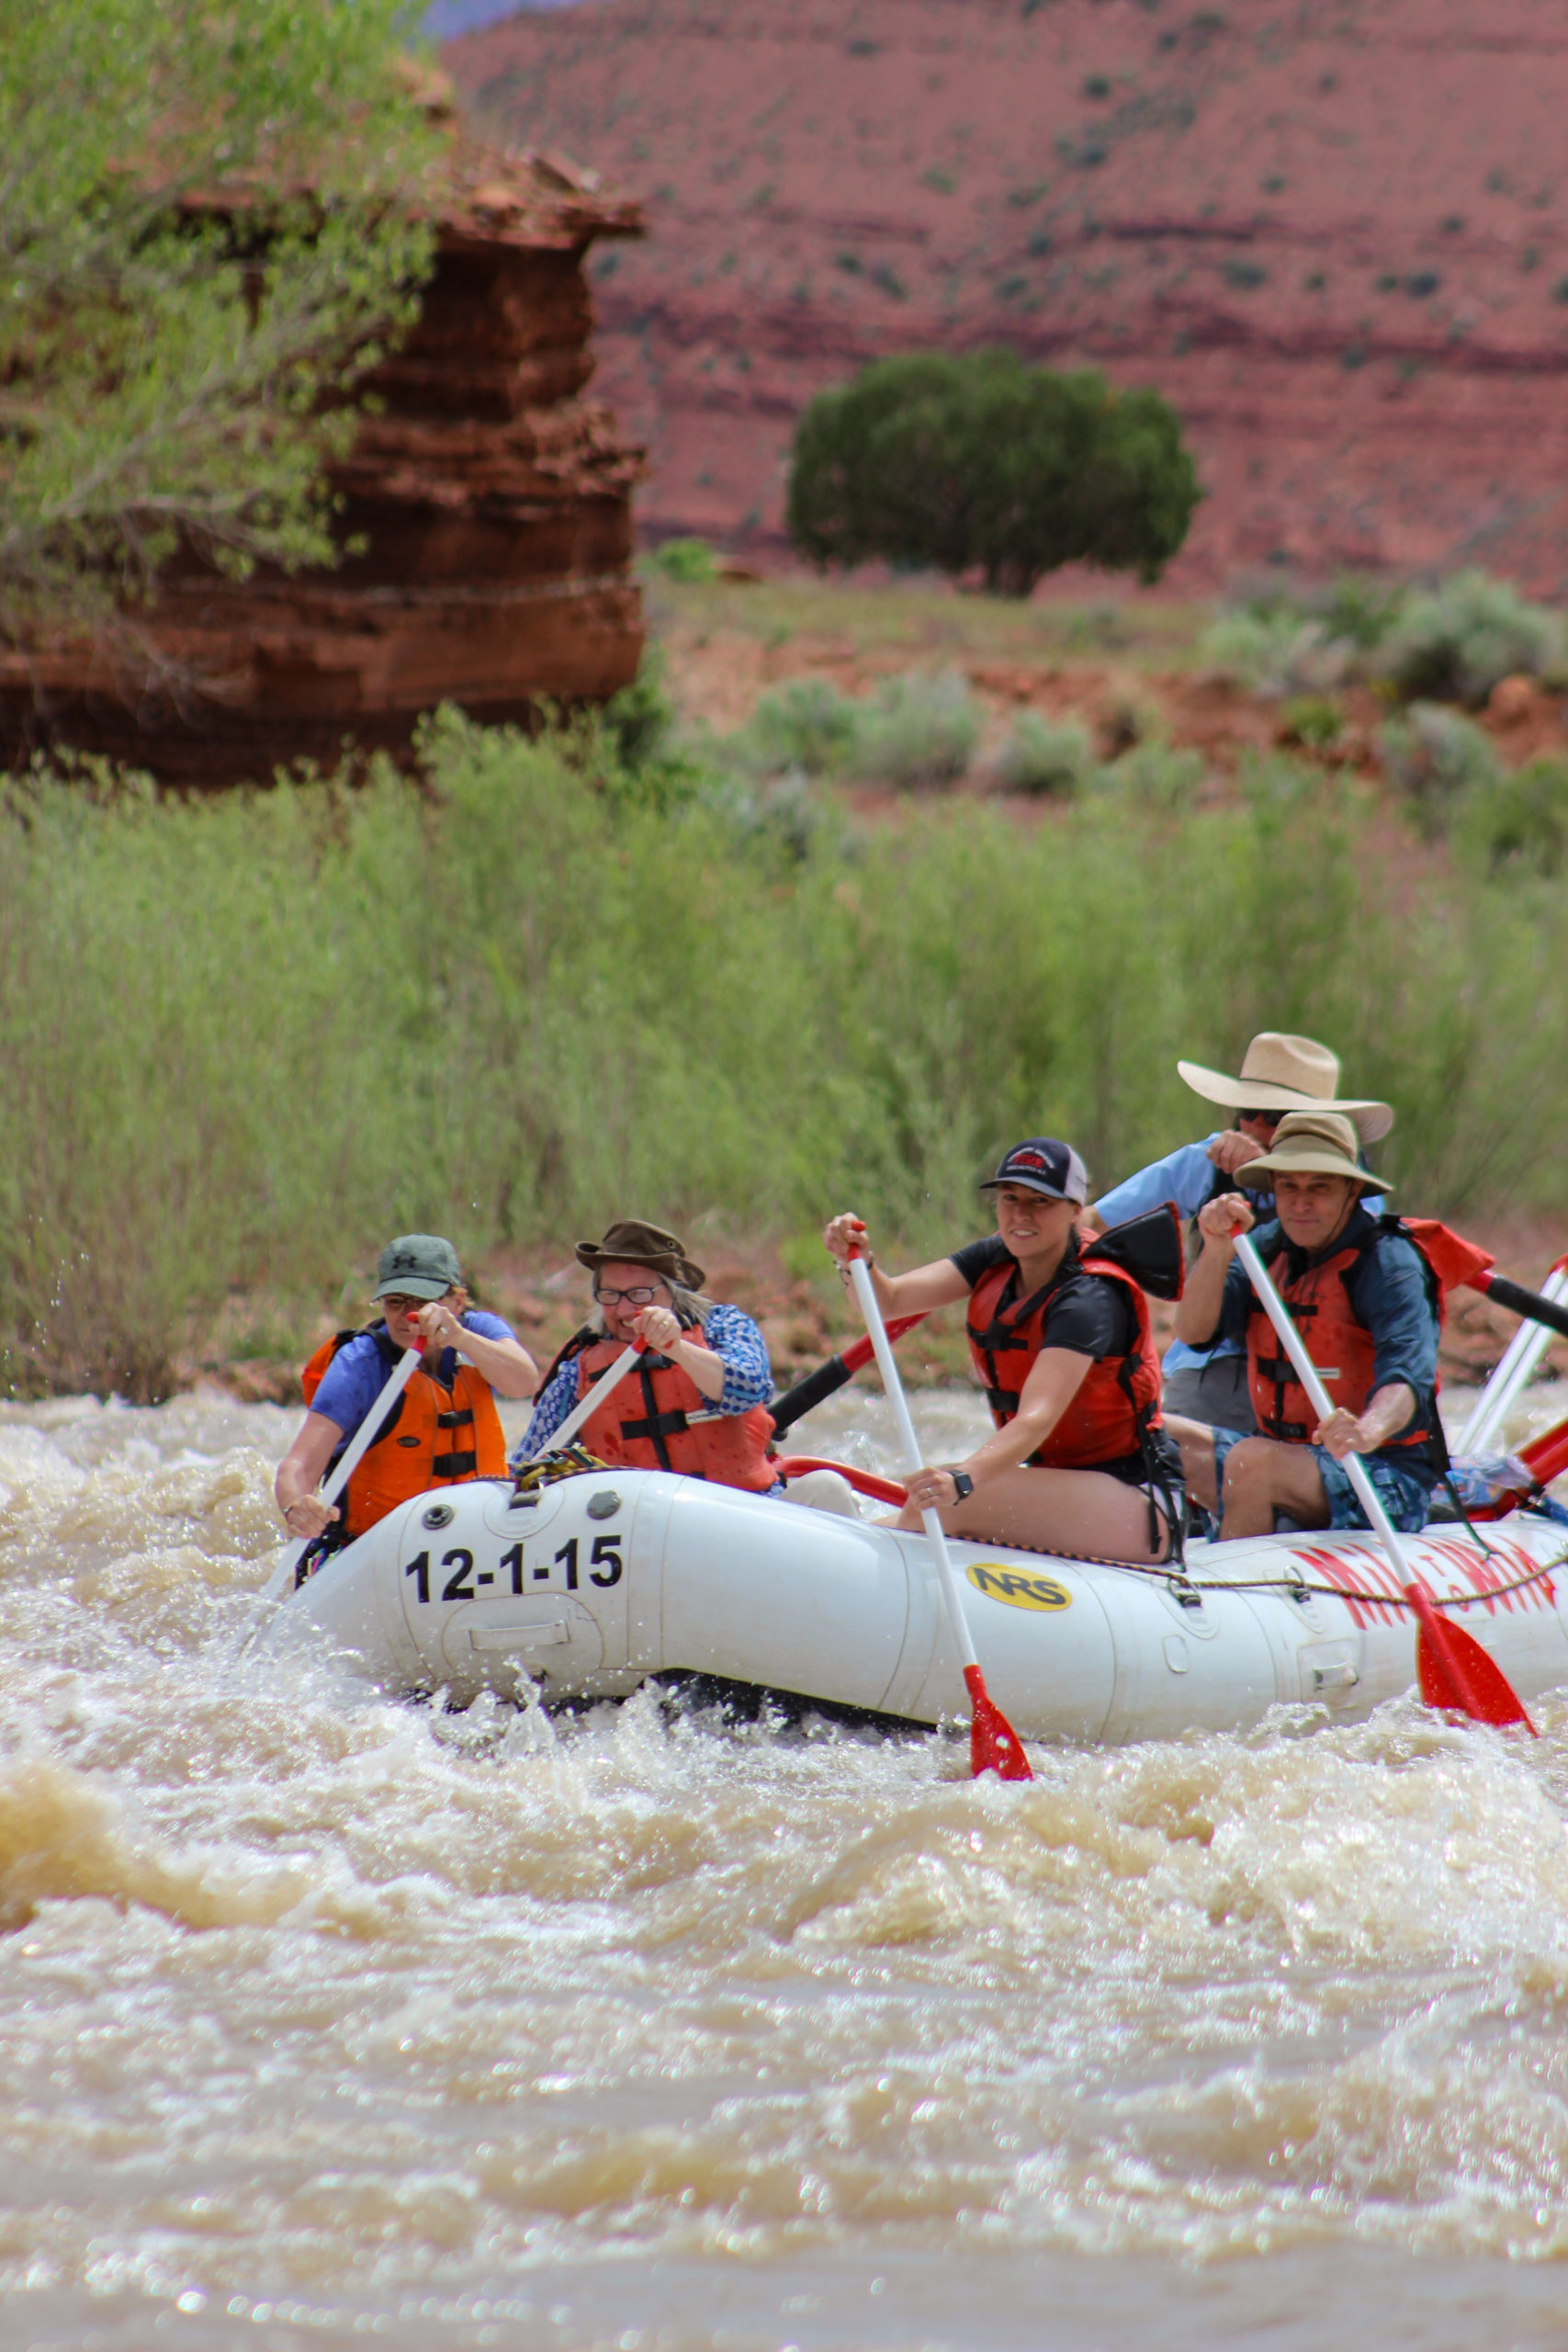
top-left (1090, 1203), bottom-right (1185, 1301)
top-left (767, 1353), bottom-right (851, 1439)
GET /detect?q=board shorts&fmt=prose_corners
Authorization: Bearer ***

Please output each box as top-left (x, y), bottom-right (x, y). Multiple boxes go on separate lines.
top-left (1210, 1427), bottom-right (1435, 1537)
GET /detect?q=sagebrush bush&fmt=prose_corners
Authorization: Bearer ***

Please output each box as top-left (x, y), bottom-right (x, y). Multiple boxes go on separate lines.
top-left (1378, 571), bottom-right (1564, 705)
top-left (1379, 701), bottom-right (1503, 838)
top-left (996, 710), bottom-right (1095, 797)
top-left (6, 719), bottom-right (1568, 1395)
top-left (649, 537), bottom-right (719, 582)
top-left (746, 676), bottom-right (861, 775)
top-left (848, 669), bottom-right (979, 786)
top-left (1094, 739), bottom-right (1206, 812)
top-left (1457, 754), bottom-right (1568, 877)
top-left (1200, 609), bottom-right (1352, 697)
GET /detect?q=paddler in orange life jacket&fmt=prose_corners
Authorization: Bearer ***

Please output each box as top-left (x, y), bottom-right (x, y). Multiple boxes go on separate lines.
top-left (514, 1220), bottom-right (779, 1490)
top-left (822, 1138), bottom-right (1185, 1564)
top-left (1169, 1112), bottom-right (1442, 1540)
top-left (275, 1234), bottom-right (539, 1556)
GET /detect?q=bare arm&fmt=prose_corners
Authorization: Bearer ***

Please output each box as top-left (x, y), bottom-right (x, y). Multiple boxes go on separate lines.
top-left (821, 1211), bottom-right (971, 1317)
top-left (1315, 1382), bottom-right (1418, 1460)
top-left (417, 1302), bottom-right (537, 1399)
top-left (1173, 1192), bottom-right (1255, 1346)
top-left (904, 1347), bottom-right (1096, 1510)
top-left (275, 1410), bottom-right (345, 1540)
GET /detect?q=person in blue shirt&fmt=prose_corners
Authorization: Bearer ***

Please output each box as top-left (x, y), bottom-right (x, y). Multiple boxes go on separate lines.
top-left (1171, 1112), bottom-right (1441, 1540)
top-left (1086, 1032), bottom-right (1392, 1433)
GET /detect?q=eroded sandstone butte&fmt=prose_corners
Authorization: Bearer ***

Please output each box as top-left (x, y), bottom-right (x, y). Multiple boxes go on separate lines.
top-left (448, 0), bottom-right (1568, 591)
top-left (0, 116), bottom-right (645, 785)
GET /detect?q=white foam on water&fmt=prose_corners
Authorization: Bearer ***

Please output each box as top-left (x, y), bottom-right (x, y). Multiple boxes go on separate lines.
top-left (1, 1385), bottom-right (1567, 2348)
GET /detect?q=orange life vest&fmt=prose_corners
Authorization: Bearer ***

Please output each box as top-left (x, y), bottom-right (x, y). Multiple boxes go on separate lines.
top-left (300, 1324), bottom-right (508, 1541)
top-left (1245, 1216), bottom-right (1444, 1454)
top-left (966, 1248), bottom-right (1166, 1471)
top-left (570, 1329), bottom-right (776, 1491)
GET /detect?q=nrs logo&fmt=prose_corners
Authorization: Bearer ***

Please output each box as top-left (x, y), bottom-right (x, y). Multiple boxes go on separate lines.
top-left (966, 1562), bottom-right (1073, 1611)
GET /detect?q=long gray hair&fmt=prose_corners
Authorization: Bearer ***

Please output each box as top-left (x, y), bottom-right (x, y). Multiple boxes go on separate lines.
top-left (585, 1278), bottom-right (712, 1338)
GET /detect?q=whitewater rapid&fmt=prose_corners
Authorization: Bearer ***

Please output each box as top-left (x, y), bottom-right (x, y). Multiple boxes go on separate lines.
top-left (5, 1386), bottom-right (1568, 2351)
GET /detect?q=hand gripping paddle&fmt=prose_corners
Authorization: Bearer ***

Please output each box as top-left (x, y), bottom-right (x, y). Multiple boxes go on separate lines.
top-left (1235, 1230), bottom-right (1535, 1736)
top-left (846, 1241), bottom-right (1032, 1781)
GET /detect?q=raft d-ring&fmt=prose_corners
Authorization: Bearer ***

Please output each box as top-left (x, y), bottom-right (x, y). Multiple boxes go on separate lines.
top-left (1168, 1577), bottom-right (1204, 1611)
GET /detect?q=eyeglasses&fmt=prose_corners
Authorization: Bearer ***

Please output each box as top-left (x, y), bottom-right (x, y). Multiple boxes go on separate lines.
top-left (1237, 1108), bottom-right (1285, 1127)
top-left (594, 1283), bottom-right (664, 1306)
top-left (381, 1294), bottom-right (432, 1314)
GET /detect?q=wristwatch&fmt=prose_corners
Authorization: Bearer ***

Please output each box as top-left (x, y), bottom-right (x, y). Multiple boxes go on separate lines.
top-left (950, 1470), bottom-right (975, 1501)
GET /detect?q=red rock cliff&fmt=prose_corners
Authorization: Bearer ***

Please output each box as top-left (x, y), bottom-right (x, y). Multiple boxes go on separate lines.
top-left (0, 118), bottom-right (646, 785)
top-left (448, 0), bottom-right (1568, 593)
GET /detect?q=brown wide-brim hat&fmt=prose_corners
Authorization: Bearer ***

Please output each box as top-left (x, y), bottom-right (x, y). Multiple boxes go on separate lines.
top-left (575, 1219), bottom-right (706, 1291)
top-left (1237, 1110), bottom-right (1394, 1193)
top-left (1177, 1030), bottom-right (1393, 1146)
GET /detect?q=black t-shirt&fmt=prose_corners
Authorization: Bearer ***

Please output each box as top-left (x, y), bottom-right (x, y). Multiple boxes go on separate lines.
top-left (951, 1234), bottom-right (1137, 1360)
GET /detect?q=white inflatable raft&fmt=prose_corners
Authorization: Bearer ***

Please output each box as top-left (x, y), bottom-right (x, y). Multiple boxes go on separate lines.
top-left (259, 1467), bottom-right (1568, 1743)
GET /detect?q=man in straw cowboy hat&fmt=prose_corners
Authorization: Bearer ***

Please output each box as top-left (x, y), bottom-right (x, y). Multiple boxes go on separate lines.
top-left (514, 1219), bottom-right (779, 1491)
top-left (1086, 1034), bottom-right (1393, 1435)
top-left (1168, 1110), bottom-right (1442, 1540)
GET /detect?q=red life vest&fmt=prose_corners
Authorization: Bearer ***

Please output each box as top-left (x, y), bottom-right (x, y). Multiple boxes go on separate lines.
top-left (1245, 1217), bottom-right (1446, 1451)
top-left (966, 1248), bottom-right (1165, 1470)
top-left (300, 1325), bottom-right (508, 1541)
top-left (572, 1329), bottom-right (776, 1491)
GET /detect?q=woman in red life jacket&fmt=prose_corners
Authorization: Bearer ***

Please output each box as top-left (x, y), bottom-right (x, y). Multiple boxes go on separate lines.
top-left (1169, 1112), bottom-right (1442, 1540)
top-left (823, 1138), bottom-right (1183, 1563)
top-left (274, 1233), bottom-right (539, 1555)
top-left (515, 1220), bottom-right (777, 1491)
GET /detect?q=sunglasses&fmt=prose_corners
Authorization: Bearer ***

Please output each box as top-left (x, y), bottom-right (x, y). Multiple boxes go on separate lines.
top-left (594, 1283), bottom-right (665, 1306)
top-left (1237, 1108), bottom-right (1285, 1127)
top-left (381, 1293), bottom-right (434, 1314)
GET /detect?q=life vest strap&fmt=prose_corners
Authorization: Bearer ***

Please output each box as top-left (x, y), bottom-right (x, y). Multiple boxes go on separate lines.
top-left (435, 1408), bottom-right (474, 1430)
top-left (621, 1407), bottom-right (694, 1443)
top-left (433, 1448), bottom-right (479, 1478)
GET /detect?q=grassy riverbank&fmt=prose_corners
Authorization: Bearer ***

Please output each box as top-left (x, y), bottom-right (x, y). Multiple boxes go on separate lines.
top-left (4, 703), bottom-right (1568, 1399)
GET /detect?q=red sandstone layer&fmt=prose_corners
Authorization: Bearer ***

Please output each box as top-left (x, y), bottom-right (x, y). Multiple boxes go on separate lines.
top-left (1, 117), bottom-right (647, 785)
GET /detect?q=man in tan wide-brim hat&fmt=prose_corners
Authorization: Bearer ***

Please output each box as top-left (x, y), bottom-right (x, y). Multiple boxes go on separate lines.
top-left (1085, 1034), bottom-right (1393, 1435)
top-left (1168, 1111), bottom-right (1443, 1542)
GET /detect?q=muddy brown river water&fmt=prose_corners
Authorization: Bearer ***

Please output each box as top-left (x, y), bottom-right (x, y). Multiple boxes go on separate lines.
top-left (5, 1385), bottom-right (1568, 2352)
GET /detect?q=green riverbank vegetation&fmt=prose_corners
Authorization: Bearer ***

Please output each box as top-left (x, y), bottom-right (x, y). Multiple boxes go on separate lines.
top-left (4, 704), bottom-right (1567, 1401)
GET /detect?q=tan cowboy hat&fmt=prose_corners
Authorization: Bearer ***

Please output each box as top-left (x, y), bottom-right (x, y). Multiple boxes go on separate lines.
top-left (1236, 1110), bottom-right (1393, 1193)
top-left (575, 1218), bottom-right (706, 1291)
top-left (1177, 1032), bottom-right (1393, 1145)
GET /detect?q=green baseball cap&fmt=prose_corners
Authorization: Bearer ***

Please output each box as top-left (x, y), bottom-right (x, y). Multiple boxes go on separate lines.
top-left (372, 1233), bottom-right (463, 1301)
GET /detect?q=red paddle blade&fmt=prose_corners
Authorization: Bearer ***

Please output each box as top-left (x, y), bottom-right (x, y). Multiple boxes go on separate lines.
top-left (1404, 1583), bottom-right (1537, 1735)
top-left (963, 1663), bottom-right (1033, 1780)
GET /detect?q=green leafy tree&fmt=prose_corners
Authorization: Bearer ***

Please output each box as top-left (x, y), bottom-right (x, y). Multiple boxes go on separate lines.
top-left (787, 349), bottom-right (1200, 596)
top-left (0, 0), bottom-right (440, 658)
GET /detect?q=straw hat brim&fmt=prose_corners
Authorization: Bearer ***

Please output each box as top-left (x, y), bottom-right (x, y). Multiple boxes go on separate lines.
top-left (1239, 1144), bottom-right (1394, 1194)
top-left (1177, 1058), bottom-right (1394, 1145)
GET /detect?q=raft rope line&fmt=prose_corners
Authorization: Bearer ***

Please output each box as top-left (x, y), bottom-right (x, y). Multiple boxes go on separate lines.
top-left (954, 1530), bottom-right (1568, 1612)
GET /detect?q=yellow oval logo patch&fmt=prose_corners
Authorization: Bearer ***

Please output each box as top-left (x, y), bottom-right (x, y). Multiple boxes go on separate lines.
top-left (965, 1562), bottom-right (1072, 1611)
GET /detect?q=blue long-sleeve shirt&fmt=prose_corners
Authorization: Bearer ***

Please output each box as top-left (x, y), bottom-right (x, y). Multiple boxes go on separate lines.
top-left (1094, 1136), bottom-right (1274, 1374)
top-left (513, 1302), bottom-right (773, 1463)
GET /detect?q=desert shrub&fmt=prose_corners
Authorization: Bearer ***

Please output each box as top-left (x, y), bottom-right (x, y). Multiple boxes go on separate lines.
top-left (1379, 701), bottom-right (1503, 838)
top-left (1279, 695), bottom-right (1343, 749)
top-left (7, 723), bottom-right (1568, 1395)
top-left (747, 676), bottom-right (861, 775)
top-left (1093, 740), bottom-right (1206, 811)
top-left (848, 670), bottom-right (980, 786)
top-left (1200, 609), bottom-right (1352, 696)
top-left (1457, 754), bottom-right (1568, 877)
top-left (1378, 571), bottom-right (1564, 705)
top-left (996, 711), bottom-right (1095, 797)
top-left (650, 537), bottom-right (720, 582)
top-left (787, 347), bottom-right (1199, 597)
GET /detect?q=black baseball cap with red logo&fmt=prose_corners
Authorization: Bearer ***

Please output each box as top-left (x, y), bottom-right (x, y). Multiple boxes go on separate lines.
top-left (978, 1137), bottom-right (1089, 1204)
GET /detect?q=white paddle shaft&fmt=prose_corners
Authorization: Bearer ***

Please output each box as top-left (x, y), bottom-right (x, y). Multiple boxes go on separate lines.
top-left (522, 1341), bottom-right (642, 1461)
top-left (849, 1253), bottom-right (980, 1676)
top-left (1459, 1262), bottom-right (1568, 1454)
top-left (1233, 1230), bottom-right (1412, 1576)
